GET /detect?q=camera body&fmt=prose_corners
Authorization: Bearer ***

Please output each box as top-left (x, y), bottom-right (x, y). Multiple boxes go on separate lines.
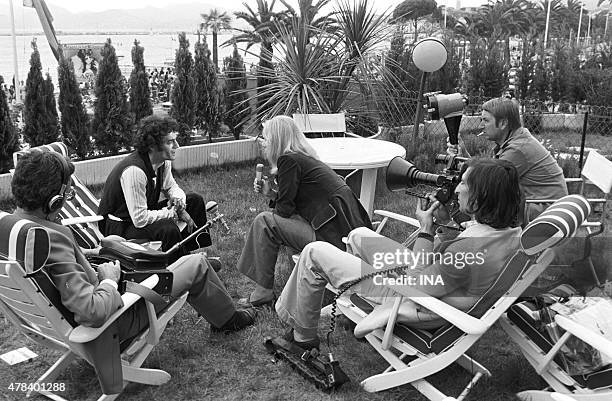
top-left (386, 156), bottom-right (470, 225)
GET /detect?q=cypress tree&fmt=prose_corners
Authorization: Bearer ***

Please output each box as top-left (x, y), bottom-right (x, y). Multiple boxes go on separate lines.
top-left (43, 73), bottom-right (60, 143)
top-left (129, 39), bottom-right (153, 123)
top-left (222, 44), bottom-right (249, 140)
top-left (193, 38), bottom-right (220, 142)
top-left (92, 38), bottom-right (133, 155)
top-left (58, 55), bottom-right (90, 158)
top-left (0, 75), bottom-right (19, 173)
top-left (23, 40), bottom-right (59, 146)
top-left (170, 32), bottom-right (196, 145)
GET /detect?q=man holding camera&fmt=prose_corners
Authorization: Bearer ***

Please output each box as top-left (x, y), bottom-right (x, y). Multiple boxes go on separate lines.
top-left (99, 116), bottom-right (212, 259)
top-left (450, 97), bottom-right (567, 223)
top-left (274, 158), bottom-right (522, 350)
top-left (9, 150), bottom-right (256, 334)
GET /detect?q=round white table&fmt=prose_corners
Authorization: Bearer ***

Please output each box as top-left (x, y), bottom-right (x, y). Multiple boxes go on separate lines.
top-left (308, 137), bottom-right (406, 216)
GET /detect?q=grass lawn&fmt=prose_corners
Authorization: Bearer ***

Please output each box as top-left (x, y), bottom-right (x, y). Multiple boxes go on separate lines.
top-left (1, 159), bottom-right (560, 401)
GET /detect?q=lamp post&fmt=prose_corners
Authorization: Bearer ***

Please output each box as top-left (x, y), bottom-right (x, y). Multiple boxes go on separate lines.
top-left (544, 0), bottom-right (552, 48)
top-left (411, 38), bottom-right (448, 141)
top-left (9, 0), bottom-right (23, 105)
top-left (577, 2), bottom-right (584, 46)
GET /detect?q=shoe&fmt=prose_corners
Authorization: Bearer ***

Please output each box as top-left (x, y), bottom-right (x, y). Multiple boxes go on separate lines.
top-left (211, 308), bottom-right (257, 334)
top-left (281, 329), bottom-right (320, 351)
top-left (237, 293), bottom-right (276, 309)
top-left (206, 257), bottom-right (222, 273)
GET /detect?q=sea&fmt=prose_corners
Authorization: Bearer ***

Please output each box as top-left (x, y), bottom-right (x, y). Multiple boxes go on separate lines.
top-left (0, 32), bottom-right (260, 87)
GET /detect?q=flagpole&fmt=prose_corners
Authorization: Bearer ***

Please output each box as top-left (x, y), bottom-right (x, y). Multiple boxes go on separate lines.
top-left (544, 0), bottom-right (552, 48)
top-left (587, 14), bottom-right (591, 46)
top-left (9, 0), bottom-right (22, 105)
top-left (577, 2), bottom-right (583, 46)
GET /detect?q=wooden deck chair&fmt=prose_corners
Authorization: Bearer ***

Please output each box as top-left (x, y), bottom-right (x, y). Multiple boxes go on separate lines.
top-left (335, 195), bottom-right (591, 400)
top-left (292, 113), bottom-right (381, 139)
top-left (13, 142), bottom-right (104, 249)
top-left (524, 150), bottom-right (612, 286)
top-left (0, 211), bottom-right (188, 401)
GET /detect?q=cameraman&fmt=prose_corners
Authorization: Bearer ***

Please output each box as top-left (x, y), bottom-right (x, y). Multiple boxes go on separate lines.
top-left (10, 151), bottom-right (256, 334)
top-left (449, 97), bottom-right (567, 223)
top-left (98, 116), bottom-right (212, 260)
top-left (273, 158), bottom-right (522, 350)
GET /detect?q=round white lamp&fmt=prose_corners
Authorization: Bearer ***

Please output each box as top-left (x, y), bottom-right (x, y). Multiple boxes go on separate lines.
top-left (411, 37), bottom-right (448, 139)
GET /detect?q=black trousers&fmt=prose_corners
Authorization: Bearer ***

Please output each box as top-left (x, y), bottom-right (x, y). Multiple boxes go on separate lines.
top-left (103, 193), bottom-right (212, 261)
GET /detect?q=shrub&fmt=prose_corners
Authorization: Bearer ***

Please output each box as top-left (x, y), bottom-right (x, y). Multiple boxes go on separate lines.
top-left (23, 40), bottom-right (60, 147)
top-left (170, 32), bottom-right (196, 145)
top-left (58, 55), bottom-right (90, 158)
top-left (0, 75), bottom-right (19, 173)
top-left (92, 38), bottom-right (133, 155)
top-left (222, 44), bottom-right (249, 140)
top-left (193, 38), bottom-right (220, 142)
top-left (129, 40), bottom-right (153, 123)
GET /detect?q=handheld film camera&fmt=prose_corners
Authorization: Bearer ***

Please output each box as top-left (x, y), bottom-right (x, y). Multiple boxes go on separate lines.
top-left (386, 154), bottom-right (470, 226)
top-left (424, 91), bottom-right (468, 146)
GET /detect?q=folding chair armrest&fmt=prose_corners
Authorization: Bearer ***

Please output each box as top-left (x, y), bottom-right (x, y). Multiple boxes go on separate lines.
top-left (555, 315), bottom-right (612, 360)
top-left (565, 178), bottom-right (583, 184)
top-left (61, 215), bottom-right (104, 226)
top-left (384, 284), bottom-right (488, 335)
top-left (68, 274), bottom-right (160, 343)
top-left (373, 210), bottom-right (420, 229)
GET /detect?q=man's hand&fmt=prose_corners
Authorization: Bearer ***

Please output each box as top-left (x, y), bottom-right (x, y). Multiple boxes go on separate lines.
top-left (168, 197), bottom-right (186, 213)
top-left (179, 210), bottom-right (196, 233)
top-left (97, 260), bottom-right (121, 283)
top-left (446, 135), bottom-right (470, 157)
top-left (415, 195), bottom-right (440, 235)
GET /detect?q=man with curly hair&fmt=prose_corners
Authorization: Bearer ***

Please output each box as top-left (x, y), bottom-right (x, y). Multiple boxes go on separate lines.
top-left (99, 116), bottom-right (212, 261)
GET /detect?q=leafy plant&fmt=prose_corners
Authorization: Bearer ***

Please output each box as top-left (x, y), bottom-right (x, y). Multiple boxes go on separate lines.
top-left (0, 75), bottom-right (19, 173)
top-left (193, 39), bottom-right (220, 142)
top-left (170, 32), bottom-right (196, 145)
top-left (222, 44), bottom-right (250, 139)
top-left (129, 40), bottom-right (153, 123)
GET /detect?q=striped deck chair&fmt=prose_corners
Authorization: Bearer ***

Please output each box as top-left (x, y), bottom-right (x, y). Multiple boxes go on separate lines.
top-left (13, 142), bottom-right (103, 249)
top-left (335, 195), bottom-right (591, 400)
top-left (0, 211), bottom-right (188, 401)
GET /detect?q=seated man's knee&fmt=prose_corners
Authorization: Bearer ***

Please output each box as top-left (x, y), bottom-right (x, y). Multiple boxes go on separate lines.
top-left (252, 211), bottom-right (274, 227)
top-left (347, 226), bottom-right (380, 248)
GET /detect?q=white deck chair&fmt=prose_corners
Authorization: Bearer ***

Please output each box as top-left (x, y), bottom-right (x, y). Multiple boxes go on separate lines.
top-left (0, 211), bottom-right (188, 401)
top-left (13, 142), bottom-right (104, 249)
top-left (335, 195), bottom-right (591, 400)
top-left (524, 150), bottom-right (612, 286)
top-left (292, 113), bottom-right (381, 139)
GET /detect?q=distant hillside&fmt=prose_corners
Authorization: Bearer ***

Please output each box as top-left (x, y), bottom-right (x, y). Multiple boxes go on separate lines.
top-left (0, 2), bottom-right (244, 34)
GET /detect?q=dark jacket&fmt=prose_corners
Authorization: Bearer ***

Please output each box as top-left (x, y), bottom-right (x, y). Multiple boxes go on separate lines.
top-left (270, 152), bottom-right (372, 249)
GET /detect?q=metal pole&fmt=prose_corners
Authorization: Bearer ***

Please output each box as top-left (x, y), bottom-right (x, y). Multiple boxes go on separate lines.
top-left (577, 3), bottom-right (583, 46)
top-left (587, 15), bottom-right (591, 45)
top-left (412, 71), bottom-right (428, 141)
top-left (544, 0), bottom-right (552, 48)
top-left (444, 4), bottom-right (447, 29)
top-left (605, 8), bottom-right (610, 37)
top-left (9, 0), bottom-right (22, 105)
top-left (579, 111), bottom-right (588, 170)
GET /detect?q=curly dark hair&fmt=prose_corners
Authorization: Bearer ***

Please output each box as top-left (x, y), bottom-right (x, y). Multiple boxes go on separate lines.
top-left (464, 158), bottom-right (521, 228)
top-left (134, 115), bottom-right (179, 153)
top-left (11, 151), bottom-right (75, 211)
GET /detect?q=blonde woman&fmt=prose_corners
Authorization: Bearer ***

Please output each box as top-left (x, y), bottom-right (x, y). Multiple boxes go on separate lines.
top-left (237, 116), bottom-right (372, 307)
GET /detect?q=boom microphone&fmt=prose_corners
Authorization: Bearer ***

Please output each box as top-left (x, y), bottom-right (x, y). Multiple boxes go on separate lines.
top-left (206, 201), bottom-right (230, 233)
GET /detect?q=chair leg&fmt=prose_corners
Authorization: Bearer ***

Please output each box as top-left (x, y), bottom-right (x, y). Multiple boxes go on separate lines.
top-left (27, 351), bottom-right (77, 400)
top-left (122, 366), bottom-right (171, 385)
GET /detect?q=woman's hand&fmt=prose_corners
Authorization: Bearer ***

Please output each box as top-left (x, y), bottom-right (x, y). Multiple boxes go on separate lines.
top-left (178, 210), bottom-right (196, 233)
top-left (254, 176), bottom-right (275, 199)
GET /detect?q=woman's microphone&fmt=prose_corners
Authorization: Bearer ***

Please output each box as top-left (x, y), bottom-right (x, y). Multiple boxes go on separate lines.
top-left (255, 163), bottom-right (264, 185)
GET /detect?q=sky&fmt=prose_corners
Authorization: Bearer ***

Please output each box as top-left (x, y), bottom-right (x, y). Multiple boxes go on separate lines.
top-left (44, 0), bottom-right (489, 14)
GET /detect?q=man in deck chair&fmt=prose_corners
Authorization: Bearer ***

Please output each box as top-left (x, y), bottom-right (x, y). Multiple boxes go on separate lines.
top-left (274, 158), bottom-right (522, 350)
top-left (98, 115), bottom-right (212, 261)
top-left (10, 150), bottom-right (257, 333)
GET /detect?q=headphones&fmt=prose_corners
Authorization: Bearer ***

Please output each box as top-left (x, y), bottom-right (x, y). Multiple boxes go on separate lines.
top-left (44, 152), bottom-right (71, 215)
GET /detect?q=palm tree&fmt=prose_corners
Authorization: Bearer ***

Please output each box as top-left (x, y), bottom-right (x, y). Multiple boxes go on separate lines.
top-left (230, 0), bottom-right (290, 111)
top-left (199, 9), bottom-right (232, 72)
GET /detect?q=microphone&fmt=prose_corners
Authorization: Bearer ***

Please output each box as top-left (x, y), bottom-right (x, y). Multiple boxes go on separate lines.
top-left (206, 201), bottom-right (230, 233)
top-left (255, 163), bottom-right (264, 185)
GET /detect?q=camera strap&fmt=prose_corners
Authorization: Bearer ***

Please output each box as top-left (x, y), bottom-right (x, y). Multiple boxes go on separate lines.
top-left (123, 281), bottom-right (168, 308)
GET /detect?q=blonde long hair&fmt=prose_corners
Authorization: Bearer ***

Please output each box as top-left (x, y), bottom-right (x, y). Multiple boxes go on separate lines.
top-left (262, 116), bottom-right (319, 173)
